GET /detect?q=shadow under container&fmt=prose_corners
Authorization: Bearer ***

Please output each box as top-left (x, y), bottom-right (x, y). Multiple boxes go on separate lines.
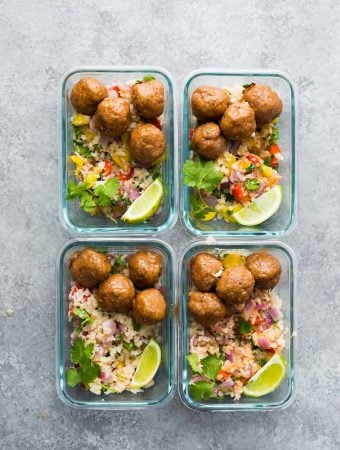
top-left (56, 238), bottom-right (176, 409)
top-left (181, 69), bottom-right (296, 237)
top-left (178, 241), bottom-right (296, 412)
top-left (59, 66), bottom-right (178, 234)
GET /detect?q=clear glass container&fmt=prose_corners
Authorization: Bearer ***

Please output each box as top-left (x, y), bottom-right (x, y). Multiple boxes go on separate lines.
top-left (178, 241), bottom-right (296, 411)
top-left (56, 238), bottom-right (176, 409)
top-left (59, 66), bottom-right (178, 234)
top-left (181, 69), bottom-right (297, 237)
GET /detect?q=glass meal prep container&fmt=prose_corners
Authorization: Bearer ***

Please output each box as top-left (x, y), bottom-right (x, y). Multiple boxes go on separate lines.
top-left (56, 238), bottom-right (176, 409)
top-left (181, 69), bottom-right (296, 237)
top-left (59, 66), bottom-right (178, 234)
top-left (178, 241), bottom-right (296, 412)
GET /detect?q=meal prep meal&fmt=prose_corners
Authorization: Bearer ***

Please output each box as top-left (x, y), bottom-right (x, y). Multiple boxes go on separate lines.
top-left (67, 75), bottom-right (167, 223)
top-left (183, 83), bottom-right (284, 226)
top-left (187, 250), bottom-right (286, 400)
top-left (66, 247), bottom-right (167, 395)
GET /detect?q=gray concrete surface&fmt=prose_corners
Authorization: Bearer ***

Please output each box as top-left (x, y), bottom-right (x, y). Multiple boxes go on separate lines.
top-left (1, 0), bottom-right (339, 449)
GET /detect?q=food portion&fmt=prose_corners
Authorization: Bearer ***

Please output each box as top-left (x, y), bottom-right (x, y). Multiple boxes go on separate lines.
top-left (186, 249), bottom-right (286, 401)
top-left (67, 74), bottom-right (167, 223)
top-left (183, 82), bottom-right (284, 226)
top-left (66, 247), bottom-right (167, 395)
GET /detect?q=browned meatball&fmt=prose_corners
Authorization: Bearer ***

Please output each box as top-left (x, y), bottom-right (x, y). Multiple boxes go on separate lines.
top-left (245, 252), bottom-right (281, 290)
top-left (190, 253), bottom-right (223, 292)
top-left (220, 102), bottom-right (256, 141)
top-left (243, 84), bottom-right (283, 126)
top-left (128, 251), bottom-right (162, 289)
top-left (216, 266), bottom-right (254, 304)
top-left (192, 123), bottom-right (227, 160)
top-left (132, 80), bottom-right (165, 119)
top-left (188, 291), bottom-right (228, 326)
top-left (70, 77), bottom-right (108, 116)
top-left (129, 123), bottom-right (165, 165)
top-left (191, 86), bottom-right (229, 121)
top-left (69, 248), bottom-right (111, 288)
top-left (132, 288), bottom-right (167, 325)
top-left (93, 97), bottom-right (130, 138)
top-left (96, 274), bottom-right (135, 313)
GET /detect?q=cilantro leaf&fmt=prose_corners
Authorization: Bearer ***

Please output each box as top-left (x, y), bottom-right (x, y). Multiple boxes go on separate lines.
top-left (187, 353), bottom-right (201, 374)
top-left (93, 177), bottom-right (120, 207)
top-left (189, 381), bottom-right (214, 400)
top-left (246, 163), bottom-right (256, 174)
top-left (239, 318), bottom-right (253, 334)
top-left (66, 180), bottom-right (88, 200)
top-left (65, 368), bottom-right (81, 387)
top-left (190, 192), bottom-right (212, 219)
top-left (269, 125), bottom-right (280, 144)
top-left (72, 125), bottom-right (82, 141)
top-left (245, 179), bottom-right (261, 191)
top-left (73, 308), bottom-right (92, 327)
top-left (243, 83), bottom-right (250, 88)
top-left (123, 341), bottom-right (137, 351)
top-left (132, 320), bottom-right (141, 331)
top-left (73, 142), bottom-right (93, 159)
top-left (70, 338), bottom-right (86, 364)
top-left (78, 360), bottom-right (100, 383)
top-left (79, 191), bottom-right (97, 213)
top-left (201, 355), bottom-right (222, 381)
top-left (258, 358), bottom-right (267, 367)
top-left (143, 75), bottom-right (156, 82)
top-left (183, 159), bottom-right (223, 193)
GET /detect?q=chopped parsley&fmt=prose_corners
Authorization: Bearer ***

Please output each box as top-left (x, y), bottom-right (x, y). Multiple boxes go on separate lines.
top-left (239, 318), bottom-right (253, 334)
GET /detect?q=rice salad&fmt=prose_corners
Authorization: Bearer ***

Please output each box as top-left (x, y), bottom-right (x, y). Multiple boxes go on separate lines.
top-left (188, 289), bottom-right (286, 400)
top-left (67, 77), bottom-right (165, 221)
top-left (184, 83), bottom-right (283, 223)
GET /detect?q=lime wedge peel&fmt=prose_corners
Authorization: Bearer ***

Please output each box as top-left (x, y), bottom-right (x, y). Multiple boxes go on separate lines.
top-left (130, 338), bottom-right (161, 389)
top-left (122, 178), bottom-right (163, 224)
top-left (233, 185), bottom-right (283, 226)
top-left (243, 353), bottom-right (286, 397)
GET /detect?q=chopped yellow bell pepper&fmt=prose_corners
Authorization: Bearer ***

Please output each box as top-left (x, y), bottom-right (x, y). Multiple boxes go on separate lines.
top-left (222, 253), bottom-right (245, 269)
top-left (220, 203), bottom-right (243, 223)
top-left (85, 173), bottom-right (99, 188)
top-left (71, 154), bottom-right (85, 168)
top-left (152, 152), bottom-right (166, 166)
top-left (202, 211), bottom-right (216, 221)
top-left (72, 113), bottom-right (90, 126)
top-left (260, 164), bottom-right (274, 178)
top-left (84, 128), bottom-right (96, 141)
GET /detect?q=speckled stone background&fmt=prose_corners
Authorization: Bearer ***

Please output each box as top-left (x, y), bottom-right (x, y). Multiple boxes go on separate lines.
top-left (1, 0), bottom-right (340, 448)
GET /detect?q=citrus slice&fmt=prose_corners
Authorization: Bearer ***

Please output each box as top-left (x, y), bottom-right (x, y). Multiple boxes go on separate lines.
top-left (233, 185), bottom-right (282, 226)
top-left (243, 353), bottom-right (286, 397)
top-left (131, 339), bottom-right (161, 388)
top-left (122, 178), bottom-right (163, 223)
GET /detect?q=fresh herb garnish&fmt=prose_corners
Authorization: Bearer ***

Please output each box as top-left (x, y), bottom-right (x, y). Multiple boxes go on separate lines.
top-left (246, 163), bottom-right (256, 174)
top-left (72, 125), bottom-right (82, 141)
top-left (66, 338), bottom-right (100, 387)
top-left (93, 177), bottom-right (120, 207)
top-left (123, 341), bottom-right (137, 351)
top-left (258, 358), bottom-right (267, 367)
top-left (189, 381), bottom-right (214, 401)
top-left (67, 181), bottom-right (97, 214)
top-left (190, 192), bottom-right (214, 220)
top-left (269, 125), bottom-right (280, 144)
top-left (245, 179), bottom-right (261, 191)
top-left (183, 158), bottom-right (223, 193)
top-left (132, 320), bottom-right (141, 332)
top-left (73, 307), bottom-right (92, 327)
top-left (187, 353), bottom-right (201, 373)
top-left (201, 355), bottom-right (222, 381)
top-left (243, 84), bottom-right (250, 88)
top-left (143, 75), bottom-right (156, 82)
top-left (73, 142), bottom-right (93, 159)
top-left (239, 318), bottom-right (253, 334)
top-left (111, 254), bottom-right (128, 273)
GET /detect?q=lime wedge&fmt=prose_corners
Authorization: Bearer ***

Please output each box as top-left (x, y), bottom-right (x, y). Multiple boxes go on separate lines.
top-left (122, 178), bottom-right (163, 223)
top-left (243, 353), bottom-right (286, 397)
top-left (233, 185), bottom-right (282, 226)
top-left (131, 339), bottom-right (161, 388)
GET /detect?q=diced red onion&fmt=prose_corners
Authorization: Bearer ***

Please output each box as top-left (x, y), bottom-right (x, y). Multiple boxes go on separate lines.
top-left (230, 170), bottom-right (241, 183)
top-left (255, 182), bottom-right (266, 198)
top-left (100, 369), bottom-right (110, 381)
top-left (220, 181), bottom-right (230, 191)
top-left (256, 337), bottom-right (272, 349)
top-left (203, 328), bottom-right (212, 337)
top-left (102, 319), bottom-right (117, 335)
top-left (220, 378), bottom-right (234, 388)
top-left (269, 306), bottom-right (283, 321)
top-left (202, 193), bottom-right (218, 208)
top-left (263, 311), bottom-right (274, 326)
top-left (229, 141), bottom-right (240, 154)
top-left (226, 353), bottom-right (234, 362)
top-left (128, 187), bottom-right (140, 202)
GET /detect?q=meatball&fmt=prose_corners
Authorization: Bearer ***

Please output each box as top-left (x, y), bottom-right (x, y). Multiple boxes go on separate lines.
top-left (243, 84), bottom-right (283, 126)
top-left (192, 123), bottom-right (227, 160)
top-left (245, 252), bottom-right (281, 290)
top-left (133, 288), bottom-right (167, 325)
top-left (190, 253), bottom-right (223, 292)
top-left (188, 291), bottom-right (228, 326)
top-left (191, 86), bottom-right (229, 121)
top-left (220, 102), bottom-right (256, 141)
top-left (132, 80), bottom-right (165, 119)
top-left (96, 274), bottom-right (135, 313)
top-left (216, 266), bottom-right (254, 304)
top-left (70, 77), bottom-right (108, 116)
top-left (129, 123), bottom-right (165, 165)
top-left (128, 251), bottom-right (162, 289)
top-left (69, 248), bottom-right (111, 288)
top-left (93, 97), bottom-right (130, 138)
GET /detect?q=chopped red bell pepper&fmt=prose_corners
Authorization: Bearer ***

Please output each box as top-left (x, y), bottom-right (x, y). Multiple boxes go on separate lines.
top-left (103, 160), bottom-right (112, 176)
top-left (246, 154), bottom-right (261, 165)
top-left (231, 184), bottom-right (250, 203)
top-left (117, 167), bottom-right (133, 181)
top-left (269, 144), bottom-right (281, 155)
top-left (218, 370), bottom-right (230, 379)
top-left (109, 85), bottom-right (120, 96)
